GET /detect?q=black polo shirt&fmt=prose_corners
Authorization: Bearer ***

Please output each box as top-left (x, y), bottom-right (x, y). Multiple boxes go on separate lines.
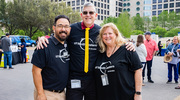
top-left (94, 45), bottom-right (142, 100)
top-left (31, 36), bottom-right (70, 91)
top-left (67, 22), bottom-right (101, 80)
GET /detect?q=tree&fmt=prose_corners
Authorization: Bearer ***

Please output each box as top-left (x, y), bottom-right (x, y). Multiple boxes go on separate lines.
top-left (116, 12), bottom-right (134, 38)
top-left (100, 16), bottom-right (117, 26)
top-left (167, 11), bottom-right (179, 30)
top-left (158, 11), bottom-right (168, 28)
top-left (165, 28), bottom-right (180, 37)
top-left (150, 26), bottom-right (167, 37)
top-left (151, 16), bottom-right (158, 29)
top-left (132, 14), bottom-right (144, 31)
top-left (130, 30), bottom-right (144, 35)
top-left (143, 16), bottom-right (151, 31)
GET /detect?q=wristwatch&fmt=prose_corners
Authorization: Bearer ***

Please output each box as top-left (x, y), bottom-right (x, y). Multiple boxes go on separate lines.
top-left (135, 91), bottom-right (141, 95)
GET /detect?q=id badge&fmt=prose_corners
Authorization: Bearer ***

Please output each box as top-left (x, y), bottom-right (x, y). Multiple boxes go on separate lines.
top-left (101, 74), bottom-right (109, 86)
top-left (71, 79), bottom-right (81, 89)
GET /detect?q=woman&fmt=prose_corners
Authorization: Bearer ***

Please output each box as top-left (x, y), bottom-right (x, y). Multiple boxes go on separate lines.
top-left (135, 35), bottom-right (147, 86)
top-left (20, 38), bottom-right (27, 63)
top-left (157, 41), bottom-right (163, 56)
top-left (95, 23), bottom-right (142, 100)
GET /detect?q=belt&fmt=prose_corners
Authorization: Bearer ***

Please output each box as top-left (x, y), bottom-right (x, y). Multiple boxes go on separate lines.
top-left (46, 89), bottom-right (64, 93)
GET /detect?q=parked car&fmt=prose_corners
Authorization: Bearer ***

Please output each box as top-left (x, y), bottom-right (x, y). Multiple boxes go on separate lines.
top-left (9, 35), bottom-right (36, 47)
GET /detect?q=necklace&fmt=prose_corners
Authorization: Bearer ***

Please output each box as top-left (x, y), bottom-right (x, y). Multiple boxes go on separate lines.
top-left (107, 45), bottom-right (117, 57)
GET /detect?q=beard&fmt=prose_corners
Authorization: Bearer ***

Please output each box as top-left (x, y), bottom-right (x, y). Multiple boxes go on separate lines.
top-left (55, 31), bottom-right (68, 41)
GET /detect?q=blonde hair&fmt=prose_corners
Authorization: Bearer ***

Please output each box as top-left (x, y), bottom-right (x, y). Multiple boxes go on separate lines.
top-left (174, 36), bottom-right (179, 43)
top-left (97, 23), bottom-right (126, 53)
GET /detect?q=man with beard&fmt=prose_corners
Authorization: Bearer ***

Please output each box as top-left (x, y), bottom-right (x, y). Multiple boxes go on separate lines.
top-left (31, 15), bottom-right (71, 100)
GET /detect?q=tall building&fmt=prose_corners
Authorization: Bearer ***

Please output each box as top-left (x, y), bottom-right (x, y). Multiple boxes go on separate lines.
top-left (152, 0), bottom-right (180, 17)
top-left (51, 0), bottom-right (123, 24)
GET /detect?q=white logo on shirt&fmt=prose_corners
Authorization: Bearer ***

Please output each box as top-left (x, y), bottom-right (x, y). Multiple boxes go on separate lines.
top-left (55, 48), bottom-right (70, 63)
top-left (95, 61), bottom-right (115, 74)
top-left (74, 38), bottom-right (97, 51)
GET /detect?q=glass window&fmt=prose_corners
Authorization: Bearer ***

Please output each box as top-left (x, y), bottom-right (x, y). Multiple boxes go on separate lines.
top-left (76, 7), bottom-right (80, 12)
top-left (164, 0), bottom-right (168, 2)
top-left (136, 1), bottom-right (140, 5)
top-left (123, 9), bottom-right (126, 11)
top-left (98, 2), bottom-right (100, 7)
top-left (76, 0), bottom-right (80, 6)
top-left (87, 0), bottom-right (89, 1)
top-left (81, 0), bottom-right (85, 5)
top-left (101, 0), bottom-right (103, 1)
top-left (101, 10), bottom-right (103, 14)
top-left (136, 7), bottom-right (140, 11)
top-left (158, 10), bottom-right (162, 15)
top-left (158, 4), bottom-right (162, 9)
top-left (116, 1), bottom-right (118, 5)
top-left (107, 0), bottom-right (109, 3)
top-left (98, 9), bottom-right (100, 13)
top-left (143, 11), bottom-right (151, 16)
top-left (104, 4), bottom-right (106, 8)
top-left (169, 9), bottom-right (174, 12)
top-left (72, 1), bottom-right (75, 6)
top-left (170, 0), bottom-right (174, 1)
top-left (127, 8), bottom-right (130, 12)
top-left (158, 0), bottom-right (162, 3)
top-left (153, 0), bottom-right (157, 3)
top-left (123, 3), bottom-right (126, 7)
top-left (101, 3), bottom-right (103, 8)
top-left (176, 2), bottom-right (180, 7)
top-left (104, 10), bottom-right (106, 15)
top-left (136, 13), bottom-right (140, 15)
top-left (116, 7), bottom-right (118, 11)
top-left (119, 2), bottom-right (122, 6)
top-left (104, 0), bottom-right (106, 2)
top-left (119, 8), bottom-right (122, 12)
top-left (107, 11), bottom-right (109, 15)
top-left (144, 0), bottom-right (152, 4)
top-left (153, 5), bottom-right (156, 10)
top-left (164, 4), bottom-right (168, 8)
top-left (127, 3), bottom-right (130, 6)
top-left (98, 15), bottom-right (100, 20)
top-left (152, 11), bottom-right (156, 15)
top-left (176, 9), bottom-right (180, 13)
top-left (116, 13), bottom-right (118, 17)
top-left (170, 3), bottom-right (174, 8)
top-left (124, 0), bottom-right (126, 1)
top-left (55, 0), bottom-right (57, 2)
top-left (91, 1), bottom-right (93, 3)
top-left (144, 5), bottom-right (151, 10)
top-left (67, 2), bottom-right (71, 6)
top-left (94, 1), bottom-right (97, 6)
top-left (107, 5), bottom-right (109, 9)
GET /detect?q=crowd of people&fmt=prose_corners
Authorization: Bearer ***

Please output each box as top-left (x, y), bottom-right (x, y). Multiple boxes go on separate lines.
top-left (30, 2), bottom-right (180, 100)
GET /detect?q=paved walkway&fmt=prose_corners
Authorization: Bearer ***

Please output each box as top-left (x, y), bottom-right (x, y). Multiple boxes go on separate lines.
top-left (0, 50), bottom-right (179, 100)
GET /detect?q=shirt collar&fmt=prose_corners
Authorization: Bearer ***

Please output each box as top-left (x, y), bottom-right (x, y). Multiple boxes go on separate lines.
top-left (51, 36), bottom-right (64, 46)
top-left (81, 22), bottom-right (94, 30)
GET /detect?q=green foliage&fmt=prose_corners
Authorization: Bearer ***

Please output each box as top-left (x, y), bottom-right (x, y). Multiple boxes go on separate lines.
top-left (143, 16), bottom-right (151, 31)
top-left (132, 14), bottom-right (144, 31)
top-left (167, 11), bottom-right (180, 30)
top-left (100, 16), bottom-right (117, 26)
top-left (165, 28), bottom-right (180, 37)
top-left (150, 26), bottom-right (167, 37)
top-left (151, 16), bottom-right (159, 29)
top-left (31, 30), bottom-right (45, 40)
top-left (158, 11), bottom-right (168, 28)
top-left (130, 30), bottom-right (144, 35)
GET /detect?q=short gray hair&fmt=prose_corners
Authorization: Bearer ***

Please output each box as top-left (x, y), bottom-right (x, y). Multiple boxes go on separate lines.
top-left (82, 2), bottom-right (96, 12)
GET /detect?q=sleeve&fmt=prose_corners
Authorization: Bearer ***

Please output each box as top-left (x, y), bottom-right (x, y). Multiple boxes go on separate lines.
top-left (31, 48), bottom-right (47, 69)
top-left (128, 51), bottom-right (142, 71)
top-left (142, 44), bottom-right (147, 57)
top-left (165, 45), bottom-right (171, 54)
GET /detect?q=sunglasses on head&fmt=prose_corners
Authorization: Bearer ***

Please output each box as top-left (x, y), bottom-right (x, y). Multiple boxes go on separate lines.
top-left (82, 11), bottom-right (95, 15)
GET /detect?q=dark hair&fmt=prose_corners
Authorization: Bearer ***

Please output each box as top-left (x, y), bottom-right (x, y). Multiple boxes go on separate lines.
top-left (6, 33), bottom-right (9, 36)
top-left (54, 15), bottom-right (70, 25)
top-left (136, 35), bottom-right (144, 47)
top-left (21, 38), bottom-right (25, 43)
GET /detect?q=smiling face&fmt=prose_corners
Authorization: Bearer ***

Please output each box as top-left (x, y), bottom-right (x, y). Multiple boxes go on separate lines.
top-left (53, 18), bottom-right (71, 42)
top-left (81, 6), bottom-right (98, 28)
top-left (102, 27), bottom-right (117, 46)
top-left (173, 36), bottom-right (178, 44)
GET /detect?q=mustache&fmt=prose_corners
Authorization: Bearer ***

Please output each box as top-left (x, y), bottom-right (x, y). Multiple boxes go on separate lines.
top-left (59, 31), bottom-right (67, 34)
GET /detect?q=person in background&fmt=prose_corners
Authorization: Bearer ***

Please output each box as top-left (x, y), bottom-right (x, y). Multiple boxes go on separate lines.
top-left (166, 39), bottom-right (171, 48)
top-left (143, 32), bottom-right (159, 83)
top-left (20, 38), bottom-right (27, 63)
top-left (135, 35), bottom-right (147, 86)
top-left (165, 36), bottom-right (179, 84)
top-left (157, 41), bottom-right (163, 56)
top-left (1, 33), bottom-right (13, 69)
top-left (95, 23), bottom-right (142, 100)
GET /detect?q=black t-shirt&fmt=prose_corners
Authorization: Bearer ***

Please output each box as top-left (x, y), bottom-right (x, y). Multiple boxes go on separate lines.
top-left (67, 22), bottom-right (101, 80)
top-left (31, 36), bottom-right (70, 90)
top-left (94, 45), bottom-right (142, 100)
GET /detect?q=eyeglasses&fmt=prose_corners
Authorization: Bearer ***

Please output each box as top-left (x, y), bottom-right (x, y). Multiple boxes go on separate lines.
top-left (82, 11), bottom-right (95, 15)
top-left (55, 24), bottom-right (70, 29)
